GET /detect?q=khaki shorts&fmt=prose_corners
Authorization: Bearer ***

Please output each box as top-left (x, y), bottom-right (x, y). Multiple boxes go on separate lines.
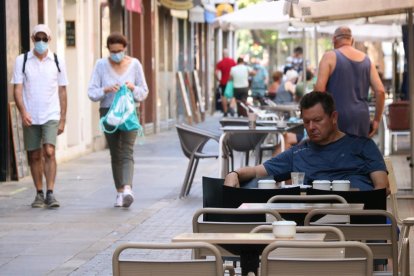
top-left (23, 120), bottom-right (59, 151)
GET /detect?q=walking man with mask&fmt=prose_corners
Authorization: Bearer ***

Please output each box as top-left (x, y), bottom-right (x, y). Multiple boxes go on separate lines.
top-left (11, 24), bottom-right (68, 208)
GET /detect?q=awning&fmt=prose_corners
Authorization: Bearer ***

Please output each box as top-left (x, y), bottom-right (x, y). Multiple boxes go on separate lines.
top-left (160, 0), bottom-right (193, 10)
top-left (170, 9), bottom-right (188, 18)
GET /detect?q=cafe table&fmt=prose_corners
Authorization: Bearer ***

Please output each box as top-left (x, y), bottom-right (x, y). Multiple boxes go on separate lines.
top-left (219, 125), bottom-right (301, 178)
top-left (172, 232), bottom-right (325, 276)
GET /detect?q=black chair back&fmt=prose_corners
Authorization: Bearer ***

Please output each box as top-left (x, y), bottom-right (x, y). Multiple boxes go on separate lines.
top-left (202, 176), bottom-right (300, 222)
top-left (306, 188), bottom-right (387, 224)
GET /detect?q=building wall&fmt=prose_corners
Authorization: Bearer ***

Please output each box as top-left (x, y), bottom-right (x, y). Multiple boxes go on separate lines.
top-left (1, 0), bottom-right (213, 181)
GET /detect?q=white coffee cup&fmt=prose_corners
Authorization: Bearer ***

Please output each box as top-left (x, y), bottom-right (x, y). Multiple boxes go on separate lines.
top-left (312, 180), bottom-right (331, 190)
top-left (272, 220), bottom-right (297, 238)
top-left (332, 180), bottom-right (351, 191)
top-left (258, 179), bottom-right (276, 189)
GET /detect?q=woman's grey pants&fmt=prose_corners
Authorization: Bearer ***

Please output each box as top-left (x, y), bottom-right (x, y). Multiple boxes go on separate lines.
top-left (100, 108), bottom-right (137, 190)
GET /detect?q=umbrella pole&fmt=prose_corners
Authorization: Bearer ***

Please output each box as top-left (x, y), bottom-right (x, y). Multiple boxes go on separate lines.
top-left (408, 10), bottom-right (414, 191)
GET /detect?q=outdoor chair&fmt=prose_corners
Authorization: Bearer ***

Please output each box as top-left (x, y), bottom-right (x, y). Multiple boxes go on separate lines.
top-left (306, 188), bottom-right (387, 224)
top-left (384, 157), bottom-right (403, 225)
top-left (266, 194), bottom-right (348, 224)
top-left (192, 207), bottom-right (283, 260)
top-left (399, 217), bottom-right (414, 276)
top-left (202, 177), bottom-right (300, 222)
top-left (304, 209), bottom-right (399, 275)
top-left (224, 129), bottom-right (268, 169)
top-left (252, 225), bottom-right (346, 261)
top-left (251, 225), bottom-right (345, 241)
top-left (383, 101), bottom-right (410, 155)
top-left (267, 194), bottom-right (347, 204)
top-left (260, 241), bottom-right (373, 276)
top-left (176, 124), bottom-right (220, 198)
top-left (112, 242), bottom-right (225, 276)
top-left (220, 118), bottom-right (283, 164)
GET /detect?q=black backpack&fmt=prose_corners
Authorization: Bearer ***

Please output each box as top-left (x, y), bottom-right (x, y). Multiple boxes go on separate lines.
top-left (22, 52), bottom-right (61, 73)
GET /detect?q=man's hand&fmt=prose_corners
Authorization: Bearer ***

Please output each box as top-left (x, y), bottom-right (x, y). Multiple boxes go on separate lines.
top-left (57, 119), bottom-right (65, 135)
top-left (368, 120), bottom-right (379, 138)
top-left (21, 112), bottom-right (32, 127)
top-left (224, 171), bottom-right (240, 187)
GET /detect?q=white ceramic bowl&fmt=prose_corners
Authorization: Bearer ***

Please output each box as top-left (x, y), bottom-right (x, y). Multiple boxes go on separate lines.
top-left (312, 180), bottom-right (331, 190)
top-left (258, 179), bottom-right (276, 189)
top-left (272, 220), bottom-right (297, 238)
top-left (332, 180), bottom-right (351, 191)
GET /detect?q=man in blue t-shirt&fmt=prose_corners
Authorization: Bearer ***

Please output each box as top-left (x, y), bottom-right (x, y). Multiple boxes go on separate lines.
top-left (224, 91), bottom-right (389, 192)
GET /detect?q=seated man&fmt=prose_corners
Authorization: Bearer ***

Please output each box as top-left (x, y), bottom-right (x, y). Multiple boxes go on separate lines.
top-left (225, 91), bottom-right (389, 193)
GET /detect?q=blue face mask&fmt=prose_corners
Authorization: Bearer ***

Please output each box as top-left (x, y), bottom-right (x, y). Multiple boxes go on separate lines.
top-left (34, 41), bottom-right (48, 54)
top-left (110, 51), bottom-right (125, 63)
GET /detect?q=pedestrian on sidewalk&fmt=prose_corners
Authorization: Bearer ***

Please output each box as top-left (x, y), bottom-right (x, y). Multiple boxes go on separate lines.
top-left (314, 26), bottom-right (385, 138)
top-left (88, 32), bottom-right (149, 208)
top-left (11, 24), bottom-right (68, 208)
top-left (215, 48), bottom-right (236, 116)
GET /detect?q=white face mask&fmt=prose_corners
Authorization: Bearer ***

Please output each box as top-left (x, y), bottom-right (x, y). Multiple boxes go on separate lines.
top-left (110, 51), bottom-right (125, 63)
top-left (34, 41), bottom-right (48, 54)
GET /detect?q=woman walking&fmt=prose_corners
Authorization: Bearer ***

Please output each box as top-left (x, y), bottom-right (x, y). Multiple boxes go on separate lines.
top-left (88, 33), bottom-right (148, 208)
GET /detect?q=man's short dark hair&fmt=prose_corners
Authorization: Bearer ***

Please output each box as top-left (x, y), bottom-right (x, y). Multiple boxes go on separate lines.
top-left (107, 32), bottom-right (128, 48)
top-left (294, 46), bottom-right (303, 54)
top-left (300, 91), bottom-right (336, 116)
top-left (237, 57), bottom-right (244, 64)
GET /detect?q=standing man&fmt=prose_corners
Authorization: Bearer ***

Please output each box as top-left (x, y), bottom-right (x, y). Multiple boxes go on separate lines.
top-left (215, 49), bottom-right (236, 116)
top-left (314, 26), bottom-right (385, 138)
top-left (230, 57), bottom-right (252, 117)
top-left (250, 58), bottom-right (268, 106)
top-left (11, 24), bottom-right (68, 208)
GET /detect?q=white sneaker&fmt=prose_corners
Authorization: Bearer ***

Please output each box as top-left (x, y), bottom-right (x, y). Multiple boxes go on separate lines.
top-left (122, 187), bottom-right (134, 208)
top-left (114, 193), bottom-right (123, 207)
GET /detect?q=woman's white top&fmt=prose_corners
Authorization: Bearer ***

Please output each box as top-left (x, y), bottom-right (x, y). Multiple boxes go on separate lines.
top-left (88, 57), bottom-right (148, 108)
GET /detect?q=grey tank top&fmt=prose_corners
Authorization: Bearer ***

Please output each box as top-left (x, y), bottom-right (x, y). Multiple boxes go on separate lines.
top-left (275, 81), bottom-right (294, 104)
top-left (327, 50), bottom-right (371, 137)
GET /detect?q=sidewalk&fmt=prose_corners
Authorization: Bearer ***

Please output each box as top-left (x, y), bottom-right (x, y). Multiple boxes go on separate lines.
top-left (0, 114), bottom-right (222, 276)
top-left (0, 113), bottom-right (413, 275)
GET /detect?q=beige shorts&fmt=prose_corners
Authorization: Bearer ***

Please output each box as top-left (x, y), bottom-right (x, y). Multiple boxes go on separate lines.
top-left (23, 120), bottom-right (59, 151)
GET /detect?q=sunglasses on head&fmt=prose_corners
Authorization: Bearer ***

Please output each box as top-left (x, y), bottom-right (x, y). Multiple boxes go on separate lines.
top-left (34, 37), bottom-right (49, 42)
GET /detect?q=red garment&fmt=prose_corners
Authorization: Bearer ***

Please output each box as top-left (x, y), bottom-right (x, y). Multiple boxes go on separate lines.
top-left (216, 58), bottom-right (236, 85)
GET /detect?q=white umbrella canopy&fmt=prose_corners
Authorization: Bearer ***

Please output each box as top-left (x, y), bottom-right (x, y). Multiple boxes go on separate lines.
top-left (288, 0), bottom-right (414, 22)
top-left (213, 1), bottom-right (294, 31)
top-left (317, 24), bottom-right (402, 42)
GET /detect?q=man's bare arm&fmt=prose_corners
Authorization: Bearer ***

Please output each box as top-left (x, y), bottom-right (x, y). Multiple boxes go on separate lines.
top-left (224, 165), bottom-right (268, 187)
top-left (13, 83), bottom-right (32, 126)
top-left (58, 86), bottom-right (67, 135)
top-left (368, 63), bottom-right (386, 137)
top-left (314, 51), bottom-right (335, 92)
top-left (370, 170), bottom-right (389, 195)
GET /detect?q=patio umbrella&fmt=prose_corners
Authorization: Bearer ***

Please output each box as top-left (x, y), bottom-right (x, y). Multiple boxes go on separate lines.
top-left (213, 1), bottom-right (295, 31)
top-left (286, 0), bottom-right (414, 190)
top-left (317, 24), bottom-right (402, 42)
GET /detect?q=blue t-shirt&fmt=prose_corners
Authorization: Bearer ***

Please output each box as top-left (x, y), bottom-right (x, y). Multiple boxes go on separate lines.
top-left (263, 134), bottom-right (386, 191)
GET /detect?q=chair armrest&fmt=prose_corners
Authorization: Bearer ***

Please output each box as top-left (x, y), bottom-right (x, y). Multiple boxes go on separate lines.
top-left (402, 217), bottom-right (414, 226)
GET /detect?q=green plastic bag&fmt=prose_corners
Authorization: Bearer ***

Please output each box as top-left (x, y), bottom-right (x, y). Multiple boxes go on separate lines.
top-left (224, 81), bottom-right (234, 99)
top-left (100, 84), bottom-right (143, 134)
